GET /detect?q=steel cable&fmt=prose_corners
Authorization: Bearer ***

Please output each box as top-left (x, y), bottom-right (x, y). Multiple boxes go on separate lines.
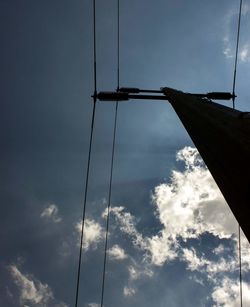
top-left (100, 1), bottom-right (120, 306)
top-left (74, 0), bottom-right (98, 306)
top-left (238, 224), bottom-right (243, 307)
top-left (232, 0), bottom-right (243, 109)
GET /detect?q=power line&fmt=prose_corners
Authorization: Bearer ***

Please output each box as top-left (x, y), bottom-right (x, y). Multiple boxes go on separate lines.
top-left (74, 0), bottom-right (98, 306)
top-left (238, 224), bottom-right (243, 307)
top-left (93, 0), bottom-right (97, 96)
top-left (117, 0), bottom-right (120, 90)
top-left (100, 1), bottom-right (120, 306)
top-left (234, 2), bottom-right (244, 300)
top-left (232, 1), bottom-right (244, 301)
top-left (100, 101), bottom-right (119, 307)
top-left (75, 101), bottom-right (96, 307)
top-left (232, 0), bottom-right (243, 109)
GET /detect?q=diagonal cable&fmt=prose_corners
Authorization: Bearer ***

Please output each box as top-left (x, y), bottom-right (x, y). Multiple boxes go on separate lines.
top-left (100, 101), bottom-right (119, 307)
top-left (74, 100), bottom-right (96, 307)
top-left (74, 0), bottom-right (98, 306)
top-left (117, 0), bottom-right (120, 91)
top-left (238, 224), bottom-right (243, 307)
top-left (232, 0), bottom-right (243, 109)
top-left (100, 1), bottom-right (120, 306)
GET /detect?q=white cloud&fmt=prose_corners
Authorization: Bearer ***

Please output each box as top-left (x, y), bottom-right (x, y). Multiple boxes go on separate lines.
top-left (128, 264), bottom-right (153, 281)
top-left (182, 248), bottom-right (208, 272)
top-left (122, 261), bottom-right (154, 296)
top-left (87, 303), bottom-right (99, 307)
top-left (222, 9), bottom-right (236, 59)
top-left (153, 146), bottom-right (237, 241)
top-left (212, 277), bottom-right (250, 307)
top-left (108, 245), bottom-right (127, 260)
top-left (239, 44), bottom-right (250, 62)
top-left (235, 230), bottom-right (250, 273)
top-left (222, 5), bottom-right (250, 61)
top-left (146, 232), bottom-right (177, 266)
top-left (41, 204), bottom-right (62, 223)
top-left (108, 206), bottom-right (147, 251)
top-left (100, 147), bottom-right (250, 304)
top-left (213, 244), bottom-right (226, 255)
top-left (75, 218), bottom-right (104, 251)
top-left (128, 265), bottom-right (140, 280)
top-left (150, 147), bottom-right (250, 304)
top-left (108, 147), bottom-right (237, 266)
top-left (9, 265), bottom-right (53, 305)
top-left (9, 265), bottom-right (68, 307)
top-left (123, 286), bottom-right (136, 297)
top-left (106, 206), bottom-right (177, 266)
top-left (189, 275), bottom-right (204, 286)
top-left (181, 247), bottom-right (237, 280)
top-left (242, 3), bottom-right (250, 15)
top-left (223, 45), bottom-right (233, 58)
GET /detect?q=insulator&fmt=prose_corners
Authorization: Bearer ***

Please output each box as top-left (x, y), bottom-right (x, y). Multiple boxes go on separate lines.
top-left (206, 92), bottom-right (236, 100)
top-left (97, 92), bottom-right (129, 101)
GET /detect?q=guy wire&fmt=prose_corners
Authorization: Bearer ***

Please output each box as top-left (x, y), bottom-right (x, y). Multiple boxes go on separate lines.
top-left (74, 0), bottom-right (98, 305)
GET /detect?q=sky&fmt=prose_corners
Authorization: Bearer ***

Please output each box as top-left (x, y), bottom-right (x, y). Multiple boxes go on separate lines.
top-left (1, 0), bottom-right (250, 306)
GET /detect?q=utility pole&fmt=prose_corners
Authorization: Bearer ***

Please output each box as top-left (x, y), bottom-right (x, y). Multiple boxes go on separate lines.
top-left (96, 86), bottom-right (250, 242)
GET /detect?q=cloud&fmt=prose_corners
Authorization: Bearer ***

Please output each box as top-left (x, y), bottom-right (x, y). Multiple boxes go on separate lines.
top-left (100, 147), bottom-right (250, 305)
top-left (150, 147), bottom-right (250, 304)
top-left (108, 206), bottom-right (147, 251)
top-left (181, 248), bottom-right (208, 272)
top-left (222, 4), bottom-right (250, 62)
top-left (9, 265), bottom-right (53, 305)
top-left (128, 264), bottom-right (153, 281)
top-left (152, 146), bottom-right (237, 242)
top-left (75, 218), bottom-right (104, 251)
top-left (222, 9), bottom-right (237, 59)
top-left (107, 146), bottom-right (237, 266)
top-left (223, 45), bottom-right (233, 58)
top-left (242, 3), bottom-right (250, 15)
top-left (181, 247), bottom-right (237, 280)
top-left (236, 230), bottom-right (250, 273)
top-left (9, 265), bottom-right (67, 307)
top-left (146, 232), bottom-right (177, 266)
top-left (108, 245), bottom-right (127, 260)
top-left (128, 265), bottom-right (140, 280)
top-left (239, 44), bottom-right (250, 62)
top-left (123, 286), bottom-right (136, 297)
top-left (40, 204), bottom-right (62, 223)
top-left (212, 277), bottom-right (250, 307)
top-left (213, 244), bottom-right (226, 255)
top-left (106, 206), bottom-right (177, 265)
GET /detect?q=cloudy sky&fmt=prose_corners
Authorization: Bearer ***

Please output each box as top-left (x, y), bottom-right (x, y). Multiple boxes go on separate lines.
top-left (1, 0), bottom-right (250, 306)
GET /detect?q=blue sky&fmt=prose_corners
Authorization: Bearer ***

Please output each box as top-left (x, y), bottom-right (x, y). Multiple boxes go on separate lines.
top-left (1, 0), bottom-right (250, 306)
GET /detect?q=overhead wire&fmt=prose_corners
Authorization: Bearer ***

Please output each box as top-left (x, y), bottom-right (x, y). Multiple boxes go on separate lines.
top-left (232, 0), bottom-right (243, 109)
top-left (117, 0), bottom-right (120, 91)
top-left (238, 224), bottom-right (243, 307)
top-left (100, 101), bottom-right (119, 307)
top-left (232, 0), bottom-right (244, 304)
top-left (74, 0), bottom-right (98, 306)
top-left (100, 0), bottom-right (120, 306)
